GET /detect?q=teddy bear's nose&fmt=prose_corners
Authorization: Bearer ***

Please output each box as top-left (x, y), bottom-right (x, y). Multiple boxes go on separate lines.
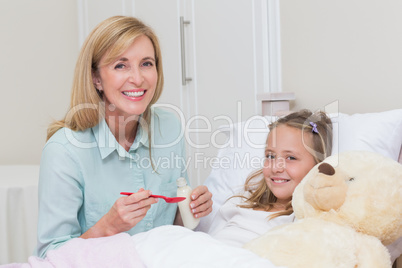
top-left (318, 162), bottom-right (335, 176)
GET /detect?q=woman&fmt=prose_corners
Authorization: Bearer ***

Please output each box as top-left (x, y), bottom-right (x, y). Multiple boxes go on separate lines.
top-left (36, 16), bottom-right (212, 258)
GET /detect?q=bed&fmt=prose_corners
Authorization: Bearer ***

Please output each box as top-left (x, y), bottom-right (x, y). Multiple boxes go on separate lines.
top-left (199, 108), bottom-right (402, 267)
top-left (1, 108), bottom-right (402, 267)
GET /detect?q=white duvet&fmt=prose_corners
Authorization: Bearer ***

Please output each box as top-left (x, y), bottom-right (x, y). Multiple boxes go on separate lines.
top-left (132, 225), bottom-right (282, 268)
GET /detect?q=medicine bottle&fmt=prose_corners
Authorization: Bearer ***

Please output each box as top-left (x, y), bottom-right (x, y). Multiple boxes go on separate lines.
top-left (176, 177), bottom-right (200, 230)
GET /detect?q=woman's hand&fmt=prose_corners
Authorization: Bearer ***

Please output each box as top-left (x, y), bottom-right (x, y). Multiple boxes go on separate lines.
top-left (82, 188), bottom-right (157, 238)
top-left (105, 188), bottom-right (157, 233)
top-left (189, 185), bottom-right (213, 219)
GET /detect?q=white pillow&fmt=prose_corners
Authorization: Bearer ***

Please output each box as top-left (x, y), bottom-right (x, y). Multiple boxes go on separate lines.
top-left (330, 109), bottom-right (402, 161)
top-left (197, 109), bottom-right (402, 232)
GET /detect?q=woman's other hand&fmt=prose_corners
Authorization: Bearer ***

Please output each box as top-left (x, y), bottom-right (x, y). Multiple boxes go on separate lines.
top-left (189, 185), bottom-right (213, 218)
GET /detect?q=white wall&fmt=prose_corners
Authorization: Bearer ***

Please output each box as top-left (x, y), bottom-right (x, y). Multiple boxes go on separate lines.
top-left (2, 1), bottom-right (401, 165)
top-left (280, 0), bottom-right (402, 114)
top-left (0, 1), bottom-right (78, 165)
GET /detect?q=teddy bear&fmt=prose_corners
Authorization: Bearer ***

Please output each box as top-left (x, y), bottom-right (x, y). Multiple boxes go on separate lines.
top-left (244, 151), bottom-right (402, 268)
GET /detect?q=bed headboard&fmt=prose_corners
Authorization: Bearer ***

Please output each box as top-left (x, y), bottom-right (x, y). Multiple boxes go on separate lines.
top-left (258, 92), bottom-right (295, 116)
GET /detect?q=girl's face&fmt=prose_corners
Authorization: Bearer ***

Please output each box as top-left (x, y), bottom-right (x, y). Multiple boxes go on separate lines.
top-left (93, 35), bottom-right (158, 120)
top-left (263, 125), bottom-right (317, 206)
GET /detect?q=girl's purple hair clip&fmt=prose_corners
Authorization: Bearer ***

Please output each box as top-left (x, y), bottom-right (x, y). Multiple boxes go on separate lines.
top-left (310, 122), bottom-right (319, 134)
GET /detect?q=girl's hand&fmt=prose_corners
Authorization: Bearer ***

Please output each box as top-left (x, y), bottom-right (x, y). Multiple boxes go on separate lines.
top-left (189, 185), bottom-right (213, 218)
top-left (101, 188), bottom-right (157, 235)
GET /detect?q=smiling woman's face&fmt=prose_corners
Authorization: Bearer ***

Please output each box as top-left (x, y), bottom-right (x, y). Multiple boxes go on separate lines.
top-left (263, 125), bottom-right (317, 205)
top-left (93, 35), bottom-right (158, 119)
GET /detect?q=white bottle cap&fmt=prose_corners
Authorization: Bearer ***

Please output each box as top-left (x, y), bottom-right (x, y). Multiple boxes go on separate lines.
top-left (176, 177), bottom-right (187, 187)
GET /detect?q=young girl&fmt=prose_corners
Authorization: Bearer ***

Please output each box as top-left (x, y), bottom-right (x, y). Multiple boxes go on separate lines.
top-left (207, 109), bottom-right (333, 247)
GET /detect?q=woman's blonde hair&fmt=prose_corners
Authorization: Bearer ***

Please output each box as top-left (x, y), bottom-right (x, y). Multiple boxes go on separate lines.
top-left (237, 109), bottom-right (333, 218)
top-left (47, 16), bottom-right (164, 143)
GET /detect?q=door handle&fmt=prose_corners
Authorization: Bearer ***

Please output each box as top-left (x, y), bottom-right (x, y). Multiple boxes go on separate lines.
top-left (180, 16), bottom-right (192, 86)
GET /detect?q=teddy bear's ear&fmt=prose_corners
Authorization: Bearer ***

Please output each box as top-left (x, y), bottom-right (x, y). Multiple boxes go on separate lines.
top-left (318, 163), bottom-right (335, 176)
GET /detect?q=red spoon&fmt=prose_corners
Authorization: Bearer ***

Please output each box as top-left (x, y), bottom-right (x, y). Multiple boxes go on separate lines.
top-left (120, 192), bottom-right (186, 203)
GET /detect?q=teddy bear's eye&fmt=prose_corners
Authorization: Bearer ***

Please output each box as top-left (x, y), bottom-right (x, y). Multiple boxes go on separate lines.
top-left (349, 177), bottom-right (355, 182)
